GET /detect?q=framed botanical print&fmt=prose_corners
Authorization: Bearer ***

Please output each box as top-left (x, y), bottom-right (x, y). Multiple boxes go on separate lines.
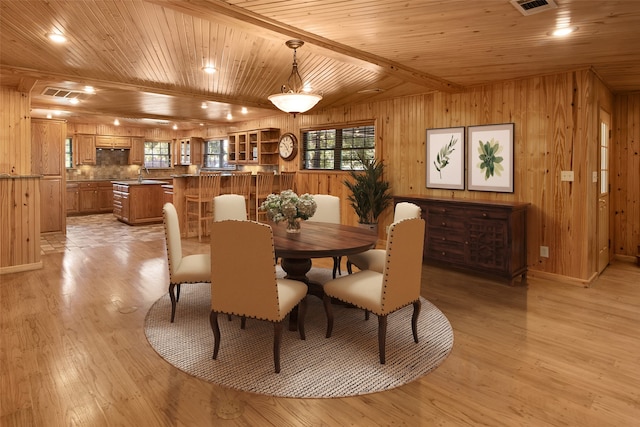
top-left (426, 127), bottom-right (465, 190)
top-left (467, 123), bottom-right (514, 193)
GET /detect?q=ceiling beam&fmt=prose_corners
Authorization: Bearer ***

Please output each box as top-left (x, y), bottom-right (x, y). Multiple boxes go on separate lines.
top-left (17, 77), bottom-right (38, 93)
top-left (29, 102), bottom-right (226, 126)
top-left (147, 0), bottom-right (463, 93)
top-left (0, 65), bottom-right (276, 111)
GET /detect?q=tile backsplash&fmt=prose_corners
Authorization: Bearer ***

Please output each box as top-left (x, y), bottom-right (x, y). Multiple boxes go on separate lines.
top-left (66, 150), bottom-right (189, 181)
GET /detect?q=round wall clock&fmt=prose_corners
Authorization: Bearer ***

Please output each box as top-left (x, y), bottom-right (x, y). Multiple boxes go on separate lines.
top-left (278, 132), bottom-right (298, 160)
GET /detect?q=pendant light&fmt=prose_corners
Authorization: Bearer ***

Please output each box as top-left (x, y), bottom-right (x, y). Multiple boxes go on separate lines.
top-left (268, 40), bottom-right (322, 117)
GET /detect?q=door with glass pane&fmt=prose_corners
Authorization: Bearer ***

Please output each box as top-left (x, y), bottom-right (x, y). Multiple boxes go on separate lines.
top-left (597, 108), bottom-right (611, 274)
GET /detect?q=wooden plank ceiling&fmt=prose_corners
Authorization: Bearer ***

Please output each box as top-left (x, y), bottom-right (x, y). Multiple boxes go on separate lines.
top-left (0, 0), bottom-right (639, 129)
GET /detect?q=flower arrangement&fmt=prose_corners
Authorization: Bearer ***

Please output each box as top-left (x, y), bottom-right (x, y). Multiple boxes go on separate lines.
top-left (260, 190), bottom-right (317, 232)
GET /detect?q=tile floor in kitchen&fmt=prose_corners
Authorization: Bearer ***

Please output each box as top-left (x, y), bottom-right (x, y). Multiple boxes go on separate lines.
top-left (40, 214), bottom-right (165, 255)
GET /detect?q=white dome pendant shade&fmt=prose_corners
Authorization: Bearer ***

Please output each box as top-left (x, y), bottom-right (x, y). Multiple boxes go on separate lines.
top-left (268, 40), bottom-right (322, 117)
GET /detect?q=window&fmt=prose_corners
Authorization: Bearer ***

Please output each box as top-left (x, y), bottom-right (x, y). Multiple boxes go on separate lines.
top-left (203, 138), bottom-right (229, 168)
top-left (303, 124), bottom-right (375, 170)
top-left (144, 141), bottom-right (171, 168)
top-left (65, 137), bottom-right (73, 168)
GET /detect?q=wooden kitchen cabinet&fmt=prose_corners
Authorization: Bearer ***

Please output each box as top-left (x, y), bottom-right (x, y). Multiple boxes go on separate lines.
top-left (66, 183), bottom-right (79, 214)
top-left (394, 196), bottom-right (529, 285)
top-left (175, 137), bottom-right (204, 166)
top-left (112, 182), bottom-right (165, 225)
top-left (40, 177), bottom-right (65, 233)
top-left (228, 128), bottom-right (280, 165)
top-left (129, 137), bottom-right (145, 165)
top-left (68, 182), bottom-right (113, 215)
top-left (79, 182), bottom-right (99, 212)
top-left (98, 182), bottom-right (114, 212)
top-left (32, 119), bottom-right (66, 233)
top-left (75, 134), bottom-right (96, 165)
top-left (258, 128), bottom-right (280, 165)
top-left (96, 135), bottom-right (131, 149)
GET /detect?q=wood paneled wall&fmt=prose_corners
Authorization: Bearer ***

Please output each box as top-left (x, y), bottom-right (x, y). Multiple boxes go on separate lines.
top-left (0, 177), bottom-right (41, 274)
top-left (5, 70), bottom-right (635, 282)
top-left (0, 87), bottom-right (31, 174)
top-left (198, 69), bottom-right (624, 283)
top-left (613, 93), bottom-right (640, 258)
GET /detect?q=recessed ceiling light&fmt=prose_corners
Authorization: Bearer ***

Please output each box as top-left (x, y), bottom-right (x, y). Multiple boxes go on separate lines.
top-left (84, 86), bottom-right (95, 94)
top-left (226, 113), bottom-right (233, 120)
top-left (46, 32), bottom-right (67, 43)
top-left (202, 66), bottom-right (216, 74)
top-left (241, 107), bottom-right (248, 114)
top-left (172, 124), bottom-right (178, 130)
top-left (201, 102), bottom-right (208, 109)
top-left (46, 113), bottom-right (52, 119)
top-left (68, 98), bottom-right (79, 105)
top-left (552, 26), bottom-right (578, 37)
top-left (114, 119), bottom-right (120, 126)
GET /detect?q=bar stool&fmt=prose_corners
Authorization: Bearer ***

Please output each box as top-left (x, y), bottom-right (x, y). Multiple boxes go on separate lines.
top-left (185, 171), bottom-right (221, 241)
top-left (228, 170), bottom-right (252, 218)
top-left (255, 171), bottom-right (275, 222)
top-left (279, 171), bottom-right (297, 192)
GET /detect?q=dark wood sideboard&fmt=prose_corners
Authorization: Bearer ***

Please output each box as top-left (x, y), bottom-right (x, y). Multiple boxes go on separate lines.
top-left (394, 196), bottom-right (529, 285)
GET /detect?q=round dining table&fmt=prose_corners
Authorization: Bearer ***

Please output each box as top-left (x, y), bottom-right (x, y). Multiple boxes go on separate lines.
top-left (271, 220), bottom-right (378, 330)
top-left (271, 220), bottom-right (377, 294)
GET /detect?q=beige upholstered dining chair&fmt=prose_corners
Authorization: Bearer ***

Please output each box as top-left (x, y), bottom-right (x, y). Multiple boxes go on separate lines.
top-left (255, 171), bottom-right (275, 222)
top-left (212, 194), bottom-right (248, 221)
top-left (308, 194), bottom-right (342, 278)
top-left (209, 220), bottom-right (308, 373)
top-left (185, 171), bottom-right (221, 241)
top-left (322, 217), bottom-right (426, 364)
top-left (279, 171), bottom-right (297, 192)
top-left (347, 202), bottom-right (422, 274)
top-left (162, 203), bottom-right (211, 323)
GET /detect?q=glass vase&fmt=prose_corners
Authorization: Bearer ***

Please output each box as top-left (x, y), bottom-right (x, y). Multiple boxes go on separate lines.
top-left (286, 218), bottom-right (301, 233)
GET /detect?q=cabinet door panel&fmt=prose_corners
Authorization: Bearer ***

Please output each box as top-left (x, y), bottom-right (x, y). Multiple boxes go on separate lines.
top-left (465, 219), bottom-right (509, 271)
top-left (66, 184), bottom-right (79, 213)
top-left (41, 178), bottom-right (64, 233)
top-left (76, 135), bottom-right (96, 165)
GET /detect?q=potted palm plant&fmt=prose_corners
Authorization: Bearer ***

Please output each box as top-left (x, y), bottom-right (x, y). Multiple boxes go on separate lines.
top-left (343, 154), bottom-right (393, 230)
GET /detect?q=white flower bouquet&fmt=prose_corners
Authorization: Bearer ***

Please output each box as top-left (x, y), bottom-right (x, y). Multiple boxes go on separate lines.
top-left (260, 190), bottom-right (317, 229)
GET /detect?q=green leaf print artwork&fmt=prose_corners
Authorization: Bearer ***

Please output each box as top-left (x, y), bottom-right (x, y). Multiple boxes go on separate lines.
top-left (477, 138), bottom-right (504, 180)
top-left (433, 136), bottom-right (458, 178)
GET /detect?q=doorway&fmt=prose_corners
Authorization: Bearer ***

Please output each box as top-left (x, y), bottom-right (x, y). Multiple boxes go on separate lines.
top-left (597, 108), bottom-right (611, 274)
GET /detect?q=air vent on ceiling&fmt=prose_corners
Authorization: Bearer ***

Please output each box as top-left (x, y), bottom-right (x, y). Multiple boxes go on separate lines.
top-left (510, 0), bottom-right (558, 16)
top-left (41, 87), bottom-right (92, 100)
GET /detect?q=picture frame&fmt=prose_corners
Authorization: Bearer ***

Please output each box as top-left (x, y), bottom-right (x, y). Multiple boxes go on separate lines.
top-left (426, 127), bottom-right (465, 190)
top-left (467, 123), bottom-right (514, 193)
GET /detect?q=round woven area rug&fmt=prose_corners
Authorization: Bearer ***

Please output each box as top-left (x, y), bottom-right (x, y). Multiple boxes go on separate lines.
top-left (144, 270), bottom-right (454, 398)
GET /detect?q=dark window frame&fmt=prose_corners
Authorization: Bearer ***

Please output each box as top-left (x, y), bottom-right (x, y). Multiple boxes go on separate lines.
top-left (302, 122), bottom-right (376, 171)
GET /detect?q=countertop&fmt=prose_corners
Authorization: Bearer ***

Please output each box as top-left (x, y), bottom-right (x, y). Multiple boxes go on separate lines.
top-left (111, 179), bottom-right (170, 185)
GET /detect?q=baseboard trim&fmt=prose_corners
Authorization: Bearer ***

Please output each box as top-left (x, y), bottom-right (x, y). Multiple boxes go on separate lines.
top-left (527, 269), bottom-right (597, 288)
top-left (0, 261), bottom-right (43, 275)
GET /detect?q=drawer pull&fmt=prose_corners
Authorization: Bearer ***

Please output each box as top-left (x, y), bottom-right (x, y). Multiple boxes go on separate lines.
top-left (441, 251), bottom-right (446, 256)
top-left (482, 213), bottom-right (487, 217)
top-left (442, 237), bottom-right (446, 241)
top-left (441, 222), bottom-right (446, 226)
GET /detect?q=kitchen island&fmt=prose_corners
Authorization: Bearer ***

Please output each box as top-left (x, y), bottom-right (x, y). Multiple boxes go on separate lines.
top-left (112, 180), bottom-right (169, 225)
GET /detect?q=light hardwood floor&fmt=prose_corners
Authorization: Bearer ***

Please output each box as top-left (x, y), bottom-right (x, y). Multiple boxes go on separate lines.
top-left (2, 214), bottom-right (639, 426)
